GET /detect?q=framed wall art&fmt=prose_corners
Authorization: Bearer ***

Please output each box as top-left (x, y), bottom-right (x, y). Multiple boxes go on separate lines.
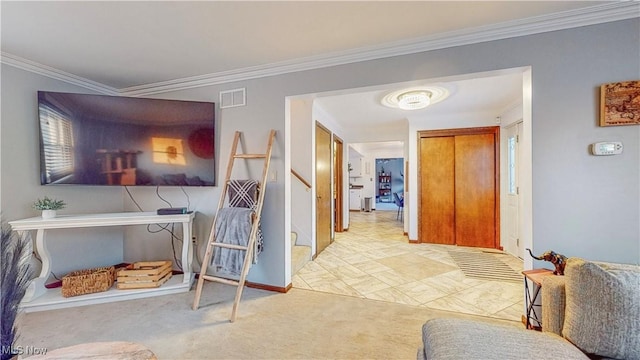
top-left (600, 80), bottom-right (640, 126)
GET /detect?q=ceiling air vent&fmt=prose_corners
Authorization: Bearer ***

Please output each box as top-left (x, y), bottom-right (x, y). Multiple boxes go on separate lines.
top-left (219, 88), bottom-right (246, 109)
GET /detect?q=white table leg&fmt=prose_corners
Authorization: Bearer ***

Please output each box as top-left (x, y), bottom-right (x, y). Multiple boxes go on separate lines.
top-left (181, 220), bottom-right (193, 285)
top-left (22, 229), bottom-right (49, 302)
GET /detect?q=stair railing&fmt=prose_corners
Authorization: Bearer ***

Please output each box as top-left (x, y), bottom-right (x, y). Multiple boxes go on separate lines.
top-left (291, 169), bottom-right (311, 191)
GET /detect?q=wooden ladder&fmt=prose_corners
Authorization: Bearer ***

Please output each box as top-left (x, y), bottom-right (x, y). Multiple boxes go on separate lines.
top-left (192, 130), bottom-right (276, 322)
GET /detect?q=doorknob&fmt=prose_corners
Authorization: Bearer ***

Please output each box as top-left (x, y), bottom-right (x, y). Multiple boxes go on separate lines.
top-left (317, 195), bottom-right (322, 199)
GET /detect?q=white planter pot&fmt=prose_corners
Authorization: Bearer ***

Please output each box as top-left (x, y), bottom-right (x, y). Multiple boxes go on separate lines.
top-left (41, 210), bottom-right (57, 219)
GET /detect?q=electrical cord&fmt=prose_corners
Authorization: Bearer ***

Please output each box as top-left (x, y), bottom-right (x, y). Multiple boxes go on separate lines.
top-left (180, 186), bottom-right (191, 211)
top-left (31, 252), bottom-right (60, 281)
top-left (124, 185), bottom-right (186, 271)
top-left (145, 223), bottom-right (181, 240)
top-left (143, 222), bottom-right (183, 271)
top-left (124, 186), bottom-right (144, 211)
top-left (155, 186), bottom-right (172, 207)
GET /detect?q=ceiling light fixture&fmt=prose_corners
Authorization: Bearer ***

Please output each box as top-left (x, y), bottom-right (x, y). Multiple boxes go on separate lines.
top-left (397, 91), bottom-right (431, 110)
top-left (381, 86), bottom-right (449, 110)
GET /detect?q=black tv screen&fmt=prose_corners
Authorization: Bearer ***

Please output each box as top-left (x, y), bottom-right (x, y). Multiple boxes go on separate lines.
top-left (38, 91), bottom-right (215, 186)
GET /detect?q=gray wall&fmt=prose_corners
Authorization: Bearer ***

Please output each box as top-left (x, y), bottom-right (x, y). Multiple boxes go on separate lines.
top-left (2, 19), bottom-right (638, 287)
top-left (524, 22), bottom-right (639, 264)
top-left (289, 99), bottom-right (313, 248)
top-left (1, 66), bottom-right (125, 275)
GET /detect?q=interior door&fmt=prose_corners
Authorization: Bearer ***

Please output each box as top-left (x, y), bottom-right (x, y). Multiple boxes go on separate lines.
top-left (419, 136), bottom-right (455, 245)
top-left (333, 136), bottom-right (344, 232)
top-left (454, 133), bottom-right (497, 248)
top-left (315, 123), bottom-right (332, 255)
top-left (505, 122), bottom-right (523, 258)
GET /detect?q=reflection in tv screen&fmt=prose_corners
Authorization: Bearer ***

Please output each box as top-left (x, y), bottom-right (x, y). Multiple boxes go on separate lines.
top-left (38, 91), bottom-right (216, 186)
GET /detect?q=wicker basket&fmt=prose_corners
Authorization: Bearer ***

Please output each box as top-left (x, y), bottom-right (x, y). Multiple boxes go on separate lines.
top-left (61, 266), bottom-right (115, 297)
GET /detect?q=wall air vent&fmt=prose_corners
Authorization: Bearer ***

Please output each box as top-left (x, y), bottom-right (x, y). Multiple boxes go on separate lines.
top-left (219, 88), bottom-right (246, 109)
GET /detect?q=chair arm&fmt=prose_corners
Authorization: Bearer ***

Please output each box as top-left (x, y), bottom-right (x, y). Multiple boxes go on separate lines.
top-left (541, 275), bottom-right (566, 336)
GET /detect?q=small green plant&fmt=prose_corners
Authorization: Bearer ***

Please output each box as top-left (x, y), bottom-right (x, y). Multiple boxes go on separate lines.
top-left (32, 196), bottom-right (66, 210)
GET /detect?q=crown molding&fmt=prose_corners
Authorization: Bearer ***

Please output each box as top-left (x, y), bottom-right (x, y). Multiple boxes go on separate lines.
top-left (120, 2), bottom-right (640, 96)
top-left (0, 52), bottom-right (118, 95)
top-left (3, 2), bottom-right (638, 97)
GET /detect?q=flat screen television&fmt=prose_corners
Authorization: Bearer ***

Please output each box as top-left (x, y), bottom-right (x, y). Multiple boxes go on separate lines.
top-left (38, 91), bottom-right (216, 186)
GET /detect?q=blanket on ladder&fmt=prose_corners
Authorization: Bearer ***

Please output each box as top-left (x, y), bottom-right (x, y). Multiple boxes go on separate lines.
top-left (211, 207), bottom-right (254, 276)
top-left (227, 179), bottom-right (263, 262)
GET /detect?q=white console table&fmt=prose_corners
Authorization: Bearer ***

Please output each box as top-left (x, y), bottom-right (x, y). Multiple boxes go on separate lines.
top-left (9, 211), bottom-right (195, 312)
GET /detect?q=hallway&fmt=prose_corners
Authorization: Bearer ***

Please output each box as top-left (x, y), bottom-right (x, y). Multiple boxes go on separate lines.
top-left (292, 211), bottom-right (524, 322)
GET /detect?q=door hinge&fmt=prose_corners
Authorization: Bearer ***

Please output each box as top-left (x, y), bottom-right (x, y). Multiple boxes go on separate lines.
top-left (516, 186), bottom-right (520, 195)
top-left (517, 238), bottom-right (520, 246)
top-left (516, 135), bottom-right (519, 143)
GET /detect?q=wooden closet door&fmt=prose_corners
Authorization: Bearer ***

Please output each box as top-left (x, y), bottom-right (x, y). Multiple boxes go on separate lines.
top-left (454, 133), bottom-right (496, 248)
top-left (419, 136), bottom-right (455, 244)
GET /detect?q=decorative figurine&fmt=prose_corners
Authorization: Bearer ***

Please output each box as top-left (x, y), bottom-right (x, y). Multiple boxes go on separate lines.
top-left (526, 248), bottom-right (568, 275)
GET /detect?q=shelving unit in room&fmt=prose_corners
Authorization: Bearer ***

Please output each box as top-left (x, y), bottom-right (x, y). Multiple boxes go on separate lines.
top-left (378, 172), bottom-right (392, 202)
top-left (9, 211), bottom-right (195, 312)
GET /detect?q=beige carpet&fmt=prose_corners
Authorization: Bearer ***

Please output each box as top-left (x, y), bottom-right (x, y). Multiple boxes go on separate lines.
top-left (16, 283), bottom-right (519, 359)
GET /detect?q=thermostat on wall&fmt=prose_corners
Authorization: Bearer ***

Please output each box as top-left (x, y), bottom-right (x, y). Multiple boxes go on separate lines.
top-left (591, 141), bottom-right (623, 156)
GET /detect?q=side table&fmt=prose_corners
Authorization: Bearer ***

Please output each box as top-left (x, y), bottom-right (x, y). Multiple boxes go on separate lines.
top-left (522, 268), bottom-right (554, 330)
top-left (9, 211), bottom-right (195, 312)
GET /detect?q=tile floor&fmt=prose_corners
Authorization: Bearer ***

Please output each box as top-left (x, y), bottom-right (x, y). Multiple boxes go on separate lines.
top-left (292, 210), bottom-right (524, 322)
top-left (373, 201), bottom-right (398, 211)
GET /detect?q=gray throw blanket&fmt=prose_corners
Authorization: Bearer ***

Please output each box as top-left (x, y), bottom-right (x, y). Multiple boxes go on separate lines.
top-left (227, 179), bottom-right (263, 261)
top-left (211, 207), bottom-right (254, 276)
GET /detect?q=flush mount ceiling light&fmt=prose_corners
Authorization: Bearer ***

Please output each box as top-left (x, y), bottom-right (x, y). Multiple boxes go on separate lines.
top-left (398, 91), bottom-right (431, 110)
top-left (381, 86), bottom-right (449, 110)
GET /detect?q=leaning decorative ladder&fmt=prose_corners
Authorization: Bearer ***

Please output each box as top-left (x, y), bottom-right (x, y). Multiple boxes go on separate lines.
top-left (192, 130), bottom-right (276, 322)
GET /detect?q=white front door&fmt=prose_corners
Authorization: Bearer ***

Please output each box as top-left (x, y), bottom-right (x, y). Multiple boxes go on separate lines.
top-left (505, 122), bottom-right (523, 258)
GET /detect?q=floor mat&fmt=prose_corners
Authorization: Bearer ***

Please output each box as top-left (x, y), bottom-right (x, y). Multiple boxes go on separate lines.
top-left (448, 250), bottom-right (522, 283)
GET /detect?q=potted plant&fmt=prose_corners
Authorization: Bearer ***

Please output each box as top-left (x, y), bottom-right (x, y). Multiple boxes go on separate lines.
top-left (1, 224), bottom-right (32, 360)
top-left (33, 196), bottom-right (66, 219)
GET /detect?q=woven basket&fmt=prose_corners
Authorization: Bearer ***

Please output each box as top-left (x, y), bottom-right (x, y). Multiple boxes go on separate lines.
top-left (61, 266), bottom-right (115, 297)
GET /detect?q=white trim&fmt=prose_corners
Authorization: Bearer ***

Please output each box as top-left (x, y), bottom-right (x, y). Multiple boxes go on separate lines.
top-left (0, 52), bottom-right (118, 95)
top-left (521, 68), bottom-right (534, 271)
top-left (2, 3), bottom-right (637, 96)
top-left (284, 97), bottom-right (293, 285)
